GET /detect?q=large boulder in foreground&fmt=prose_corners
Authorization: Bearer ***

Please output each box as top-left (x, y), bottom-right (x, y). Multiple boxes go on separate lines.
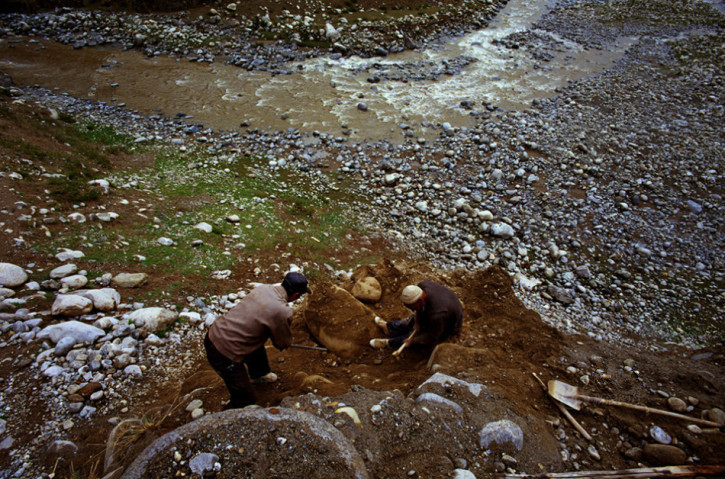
top-left (120, 407), bottom-right (369, 479)
top-left (301, 282), bottom-right (379, 359)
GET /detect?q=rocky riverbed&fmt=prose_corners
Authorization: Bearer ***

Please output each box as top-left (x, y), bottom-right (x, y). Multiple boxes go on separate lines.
top-left (0, 0), bottom-right (723, 477)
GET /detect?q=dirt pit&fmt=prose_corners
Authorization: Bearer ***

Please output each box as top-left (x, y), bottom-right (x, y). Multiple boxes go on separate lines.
top-left (64, 260), bottom-right (725, 478)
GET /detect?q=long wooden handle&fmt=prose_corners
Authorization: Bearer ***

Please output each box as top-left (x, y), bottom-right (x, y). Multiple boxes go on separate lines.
top-left (578, 395), bottom-right (722, 427)
top-left (533, 374), bottom-right (592, 441)
top-left (499, 464), bottom-right (725, 478)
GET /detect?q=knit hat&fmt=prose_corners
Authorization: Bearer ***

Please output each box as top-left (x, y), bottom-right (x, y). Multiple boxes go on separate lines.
top-left (282, 272), bottom-right (312, 295)
top-left (401, 285), bottom-right (423, 305)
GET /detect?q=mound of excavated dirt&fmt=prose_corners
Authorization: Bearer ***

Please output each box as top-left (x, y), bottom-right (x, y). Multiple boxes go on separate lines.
top-left (64, 260), bottom-right (725, 478)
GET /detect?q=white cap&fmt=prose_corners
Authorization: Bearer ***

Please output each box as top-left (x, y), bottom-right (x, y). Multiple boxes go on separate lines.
top-left (401, 285), bottom-right (423, 305)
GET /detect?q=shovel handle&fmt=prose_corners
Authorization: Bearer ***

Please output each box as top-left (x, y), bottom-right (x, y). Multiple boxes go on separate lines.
top-left (578, 395), bottom-right (722, 427)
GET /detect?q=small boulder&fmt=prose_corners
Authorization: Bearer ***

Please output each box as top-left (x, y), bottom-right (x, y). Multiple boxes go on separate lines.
top-left (51, 295), bottom-right (93, 317)
top-left (643, 444), bottom-right (687, 466)
top-left (50, 264), bottom-right (78, 279)
top-left (479, 419), bottom-right (524, 452)
top-left (126, 307), bottom-right (178, 332)
top-left (351, 276), bottom-right (382, 302)
top-left (112, 273), bottom-right (148, 288)
top-left (37, 320), bottom-right (105, 344)
top-left (0, 263), bottom-right (27, 287)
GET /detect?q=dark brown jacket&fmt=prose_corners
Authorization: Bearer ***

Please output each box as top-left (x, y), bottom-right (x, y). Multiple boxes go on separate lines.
top-left (410, 280), bottom-right (463, 347)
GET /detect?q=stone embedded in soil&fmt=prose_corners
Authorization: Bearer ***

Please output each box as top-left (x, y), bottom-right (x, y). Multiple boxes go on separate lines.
top-left (478, 419), bottom-right (524, 452)
top-left (111, 272), bottom-right (148, 288)
top-left (351, 276), bottom-right (382, 302)
top-left (643, 444), bottom-right (687, 466)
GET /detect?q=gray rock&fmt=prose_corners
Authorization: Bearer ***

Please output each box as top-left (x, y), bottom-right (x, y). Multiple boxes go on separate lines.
top-left (667, 397), bottom-right (687, 412)
top-left (51, 295), bottom-right (94, 317)
top-left (453, 470), bottom-right (476, 479)
top-left (125, 307), bottom-right (178, 332)
top-left (60, 274), bottom-right (88, 290)
top-left (50, 264), bottom-right (78, 279)
top-left (479, 419), bottom-right (523, 451)
top-left (0, 287), bottom-right (14, 298)
top-left (643, 444), bottom-right (686, 466)
top-left (37, 320), bottom-right (105, 344)
top-left (74, 288), bottom-right (120, 312)
top-left (706, 408), bottom-right (725, 425)
top-left (189, 452), bottom-right (220, 476)
top-left (416, 392), bottom-right (463, 414)
top-left (547, 285), bottom-right (575, 304)
top-left (124, 365), bottom-right (143, 377)
top-left (54, 336), bottom-right (77, 356)
top-left (490, 223), bottom-right (514, 239)
top-left (55, 249), bottom-right (84, 261)
top-left (47, 440), bottom-right (78, 459)
top-left (112, 273), bottom-right (148, 288)
top-left (0, 263), bottom-right (27, 287)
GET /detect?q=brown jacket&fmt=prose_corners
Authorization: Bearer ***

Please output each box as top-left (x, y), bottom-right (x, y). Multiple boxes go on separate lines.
top-left (208, 284), bottom-right (292, 362)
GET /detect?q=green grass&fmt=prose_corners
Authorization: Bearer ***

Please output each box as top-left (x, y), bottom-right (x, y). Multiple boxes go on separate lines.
top-left (29, 144), bottom-right (367, 275)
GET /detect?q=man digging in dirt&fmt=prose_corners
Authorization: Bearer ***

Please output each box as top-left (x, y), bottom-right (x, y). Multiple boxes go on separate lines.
top-left (370, 280), bottom-right (463, 355)
top-left (204, 272), bottom-right (312, 410)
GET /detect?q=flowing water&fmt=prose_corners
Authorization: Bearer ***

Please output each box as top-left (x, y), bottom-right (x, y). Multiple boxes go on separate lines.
top-left (0, 0), bottom-right (633, 142)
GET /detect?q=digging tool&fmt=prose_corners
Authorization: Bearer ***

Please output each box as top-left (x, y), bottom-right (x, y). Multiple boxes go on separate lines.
top-left (547, 380), bottom-right (722, 427)
top-left (393, 330), bottom-right (416, 357)
top-left (498, 464), bottom-right (725, 479)
top-left (289, 344), bottom-right (327, 352)
top-left (532, 373), bottom-right (592, 441)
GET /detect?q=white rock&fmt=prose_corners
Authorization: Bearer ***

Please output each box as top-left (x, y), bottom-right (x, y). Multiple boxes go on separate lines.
top-left (325, 23), bottom-right (340, 40)
top-left (67, 213), bottom-right (86, 224)
top-left (479, 210), bottom-right (494, 221)
top-left (88, 179), bottom-right (110, 194)
top-left (51, 295), bottom-right (93, 317)
top-left (453, 470), bottom-right (476, 479)
top-left (43, 365), bottom-right (65, 378)
top-left (50, 264), bottom-right (78, 279)
top-left (74, 288), bottom-right (120, 312)
top-left (95, 212), bottom-right (118, 222)
top-left (144, 333), bottom-right (164, 346)
top-left (490, 223), bottom-right (515, 239)
top-left (0, 263), bottom-right (28, 287)
top-left (60, 274), bottom-right (88, 290)
top-left (157, 237), bottom-right (175, 246)
top-left (179, 311), bottom-right (202, 324)
top-left (124, 365), bottom-right (143, 377)
top-left (194, 222), bottom-right (213, 233)
top-left (55, 249), bottom-right (85, 261)
top-left (37, 320), bottom-right (105, 344)
top-left (126, 307), bottom-right (179, 332)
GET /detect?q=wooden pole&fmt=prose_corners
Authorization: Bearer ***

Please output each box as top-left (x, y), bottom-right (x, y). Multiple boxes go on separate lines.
top-left (498, 464), bottom-right (725, 479)
top-left (532, 373), bottom-right (593, 442)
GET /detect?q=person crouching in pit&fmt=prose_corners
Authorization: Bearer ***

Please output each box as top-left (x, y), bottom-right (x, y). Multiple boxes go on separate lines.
top-left (370, 280), bottom-right (462, 355)
top-left (204, 272), bottom-right (311, 410)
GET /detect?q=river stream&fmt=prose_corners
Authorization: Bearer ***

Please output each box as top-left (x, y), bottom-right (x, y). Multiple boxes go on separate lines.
top-left (0, 0), bottom-right (633, 142)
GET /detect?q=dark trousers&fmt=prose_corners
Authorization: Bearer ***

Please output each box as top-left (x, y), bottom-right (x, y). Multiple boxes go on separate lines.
top-left (204, 332), bottom-right (271, 409)
top-left (387, 317), bottom-right (414, 350)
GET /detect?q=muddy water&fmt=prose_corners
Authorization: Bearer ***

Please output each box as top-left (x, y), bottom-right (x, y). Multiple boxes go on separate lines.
top-left (0, 0), bottom-right (633, 142)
